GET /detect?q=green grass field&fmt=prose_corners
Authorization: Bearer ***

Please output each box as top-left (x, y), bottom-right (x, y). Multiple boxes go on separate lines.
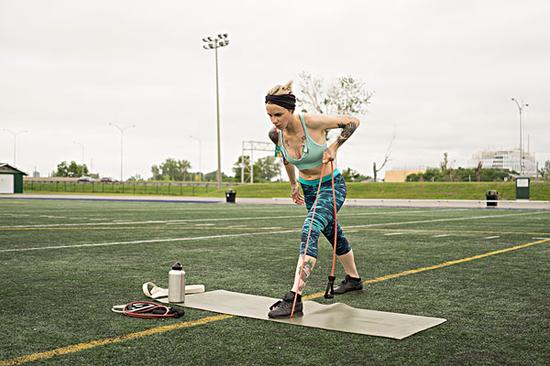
top-left (23, 181), bottom-right (550, 200)
top-left (1, 198), bottom-right (549, 365)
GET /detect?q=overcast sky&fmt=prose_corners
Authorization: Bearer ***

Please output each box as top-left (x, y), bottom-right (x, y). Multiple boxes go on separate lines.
top-left (1, 0), bottom-right (549, 179)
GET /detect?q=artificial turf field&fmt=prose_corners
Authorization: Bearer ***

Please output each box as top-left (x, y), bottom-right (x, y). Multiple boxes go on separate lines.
top-left (0, 198), bottom-right (549, 365)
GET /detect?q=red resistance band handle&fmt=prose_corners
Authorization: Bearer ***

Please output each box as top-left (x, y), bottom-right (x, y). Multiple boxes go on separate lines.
top-left (324, 275), bottom-right (336, 299)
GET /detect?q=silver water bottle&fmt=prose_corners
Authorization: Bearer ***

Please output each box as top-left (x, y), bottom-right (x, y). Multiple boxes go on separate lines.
top-left (168, 262), bottom-right (185, 303)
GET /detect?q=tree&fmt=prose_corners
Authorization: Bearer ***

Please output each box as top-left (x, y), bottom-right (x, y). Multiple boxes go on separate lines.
top-left (204, 170), bottom-right (230, 182)
top-left (539, 160), bottom-right (550, 181)
top-left (53, 161), bottom-right (89, 177)
top-left (439, 152), bottom-right (450, 181)
top-left (233, 155), bottom-right (251, 183)
top-left (373, 133), bottom-right (396, 182)
top-left (297, 72), bottom-right (373, 115)
top-left (151, 158), bottom-right (191, 181)
top-left (254, 156), bottom-right (281, 182)
top-left (342, 167), bottom-right (368, 182)
top-left (475, 161), bottom-right (482, 182)
top-left (232, 155), bottom-right (280, 183)
top-left (127, 174), bottom-right (144, 182)
top-left (406, 166), bottom-right (515, 182)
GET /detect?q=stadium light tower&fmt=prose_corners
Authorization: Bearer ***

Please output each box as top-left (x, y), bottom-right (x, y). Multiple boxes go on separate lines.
top-left (202, 33), bottom-right (229, 189)
top-left (511, 98), bottom-right (528, 174)
top-left (73, 141), bottom-right (85, 167)
top-left (189, 135), bottom-right (202, 180)
top-left (109, 122), bottom-right (135, 181)
top-left (1, 129), bottom-right (27, 166)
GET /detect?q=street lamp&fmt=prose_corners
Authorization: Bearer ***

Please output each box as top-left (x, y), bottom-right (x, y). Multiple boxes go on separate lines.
top-left (1, 129), bottom-right (28, 166)
top-left (108, 122), bottom-right (135, 181)
top-left (189, 135), bottom-right (202, 181)
top-left (202, 33), bottom-right (229, 189)
top-left (73, 141), bottom-right (85, 166)
top-left (511, 98), bottom-right (528, 174)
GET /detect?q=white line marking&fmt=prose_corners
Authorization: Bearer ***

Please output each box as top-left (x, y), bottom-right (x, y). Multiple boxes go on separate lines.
top-left (346, 211), bottom-right (548, 230)
top-left (384, 232), bottom-right (405, 236)
top-left (194, 223), bottom-right (215, 226)
top-left (2, 210), bottom-right (547, 253)
top-left (0, 209), bottom-right (454, 229)
top-left (484, 236), bottom-right (500, 239)
top-left (0, 230), bottom-right (297, 253)
top-left (532, 237), bottom-right (550, 240)
top-left (433, 234), bottom-right (451, 238)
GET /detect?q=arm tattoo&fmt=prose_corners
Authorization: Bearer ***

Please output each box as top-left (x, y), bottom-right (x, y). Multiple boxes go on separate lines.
top-left (268, 127), bottom-right (279, 145)
top-left (336, 121), bottom-right (358, 147)
top-left (269, 127), bottom-right (288, 164)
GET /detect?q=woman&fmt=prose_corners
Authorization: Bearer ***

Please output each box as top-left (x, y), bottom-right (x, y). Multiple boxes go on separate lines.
top-left (265, 81), bottom-right (363, 318)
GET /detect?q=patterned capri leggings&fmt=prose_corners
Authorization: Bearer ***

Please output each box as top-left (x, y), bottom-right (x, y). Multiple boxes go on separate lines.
top-left (299, 173), bottom-right (351, 258)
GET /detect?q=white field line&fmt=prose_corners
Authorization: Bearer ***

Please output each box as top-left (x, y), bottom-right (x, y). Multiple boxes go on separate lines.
top-left (0, 209), bottom-right (470, 229)
top-left (384, 232), bottom-right (405, 236)
top-left (2, 211), bottom-right (547, 254)
top-left (532, 237), bottom-right (550, 240)
top-left (433, 234), bottom-right (451, 238)
top-left (0, 230), bottom-right (295, 253)
top-left (348, 227), bottom-right (550, 237)
top-left (345, 211), bottom-right (549, 230)
top-left (484, 236), bottom-right (500, 239)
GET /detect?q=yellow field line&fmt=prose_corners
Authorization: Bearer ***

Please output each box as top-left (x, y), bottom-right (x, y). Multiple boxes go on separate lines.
top-left (305, 238), bottom-right (550, 300)
top-left (0, 315), bottom-right (233, 366)
top-left (2, 238), bottom-right (549, 366)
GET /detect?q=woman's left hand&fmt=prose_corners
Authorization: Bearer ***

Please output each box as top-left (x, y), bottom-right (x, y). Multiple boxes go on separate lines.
top-left (322, 145), bottom-right (337, 164)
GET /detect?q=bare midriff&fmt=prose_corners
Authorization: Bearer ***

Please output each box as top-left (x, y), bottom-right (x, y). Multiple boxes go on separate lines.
top-left (299, 164), bottom-right (332, 180)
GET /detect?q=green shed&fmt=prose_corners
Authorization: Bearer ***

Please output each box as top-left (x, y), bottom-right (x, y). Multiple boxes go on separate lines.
top-left (0, 163), bottom-right (27, 194)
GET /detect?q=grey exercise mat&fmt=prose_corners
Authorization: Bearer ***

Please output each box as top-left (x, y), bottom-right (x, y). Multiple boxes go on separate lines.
top-left (171, 290), bottom-right (446, 340)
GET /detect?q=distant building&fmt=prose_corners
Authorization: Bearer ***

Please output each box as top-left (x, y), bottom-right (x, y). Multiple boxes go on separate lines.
top-left (472, 149), bottom-right (536, 177)
top-left (385, 167), bottom-right (426, 182)
top-left (0, 163), bottom-right (28, 193)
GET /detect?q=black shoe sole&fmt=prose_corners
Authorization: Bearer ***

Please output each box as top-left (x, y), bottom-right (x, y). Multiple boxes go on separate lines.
top-left (268, 310), bottom-right (303, 319)
top-left (333, 286), bottom-right (363, 295)
top-left (267, 312), bottom-right (304, 319)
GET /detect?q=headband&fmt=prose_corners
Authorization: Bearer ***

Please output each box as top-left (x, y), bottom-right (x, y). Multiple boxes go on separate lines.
top-left (265, 94), bottom-right (296, 111)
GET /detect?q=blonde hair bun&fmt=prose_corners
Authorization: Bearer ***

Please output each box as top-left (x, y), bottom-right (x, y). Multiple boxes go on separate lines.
top-left (267, 80), bottom-right (293, 96)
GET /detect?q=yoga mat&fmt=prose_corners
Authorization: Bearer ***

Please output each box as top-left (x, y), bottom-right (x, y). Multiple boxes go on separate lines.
top-left (148, 288), bottom-right (446, 340)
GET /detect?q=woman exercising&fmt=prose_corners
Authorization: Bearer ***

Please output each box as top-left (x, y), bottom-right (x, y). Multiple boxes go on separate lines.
top-left (265, 81), bottom-right (363, 318)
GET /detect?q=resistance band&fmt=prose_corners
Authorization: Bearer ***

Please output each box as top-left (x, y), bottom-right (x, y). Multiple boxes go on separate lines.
top-left (111, 301), bottom-right (185, 319)
top-left (291, 161), bottom-right (339, 317)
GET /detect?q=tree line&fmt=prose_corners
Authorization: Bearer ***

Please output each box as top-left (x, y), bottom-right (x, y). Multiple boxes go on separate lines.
top-left (405, 153), bottom-right (550, 182)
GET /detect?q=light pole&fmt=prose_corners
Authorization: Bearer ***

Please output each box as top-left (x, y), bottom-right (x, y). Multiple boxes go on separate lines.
top-left (511, 98), bottom-right (528, 174)
top-left (202, 33), bottom-right (229, 190)
top-left (109, 122), bottom-right (135, 181)
top-left (73, 141), bottom-right (85, 166)
top-left (1, 129), bottom-right (27, 166)
top-left (189, 135), bottom-right (202, 181)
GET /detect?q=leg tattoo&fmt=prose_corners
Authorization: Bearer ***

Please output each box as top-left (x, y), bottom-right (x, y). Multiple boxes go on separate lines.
top-left (297, 259), bottom-right (315, 293)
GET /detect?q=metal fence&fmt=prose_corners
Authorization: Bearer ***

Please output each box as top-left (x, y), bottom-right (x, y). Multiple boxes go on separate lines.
top-left (23, 180), bottom-right (238, 196)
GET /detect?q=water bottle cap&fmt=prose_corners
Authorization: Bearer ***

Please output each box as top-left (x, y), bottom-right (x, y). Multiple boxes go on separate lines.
top-left (172, 262), bottom-right (183, 270)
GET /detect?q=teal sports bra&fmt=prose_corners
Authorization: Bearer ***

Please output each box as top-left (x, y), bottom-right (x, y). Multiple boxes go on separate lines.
top-left (277, 114), bottom-right (327, 171)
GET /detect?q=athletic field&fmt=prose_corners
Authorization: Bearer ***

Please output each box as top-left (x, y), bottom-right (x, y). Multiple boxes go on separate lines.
top-left (1, 198), bottom-right (549, 365)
